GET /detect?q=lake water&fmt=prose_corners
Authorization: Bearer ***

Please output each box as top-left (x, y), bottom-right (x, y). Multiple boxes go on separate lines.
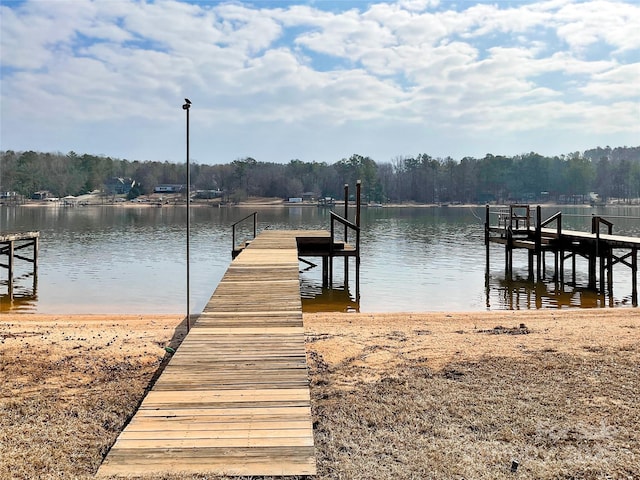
top-left (1, 204), bottom-right (639, 314)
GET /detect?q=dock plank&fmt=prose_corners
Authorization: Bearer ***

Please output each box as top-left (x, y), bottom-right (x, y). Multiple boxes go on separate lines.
top-left (97, 230), bottom-right (317, 477)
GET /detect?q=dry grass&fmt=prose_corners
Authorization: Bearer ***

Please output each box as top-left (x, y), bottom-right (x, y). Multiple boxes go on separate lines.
top-left (310, 352), bottom-right (639, 479)
top-left (0, 315), bottom-right (184, 479)
top-left (306, 310), bottom-right (640, 480)
top-left (1, 310), bottom-right (639, 479)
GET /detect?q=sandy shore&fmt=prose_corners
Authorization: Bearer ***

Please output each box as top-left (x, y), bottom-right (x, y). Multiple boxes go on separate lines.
top-left (1, 309), bottom-right (639, 479)
top-left (304, 309), bottom-right (640, 377)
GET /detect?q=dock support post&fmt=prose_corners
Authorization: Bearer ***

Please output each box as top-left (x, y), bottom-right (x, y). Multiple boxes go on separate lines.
top-left (484, 205), bottom-right (489, 245)
top-left (589, 216), bottom-right (598, 290)
top-left (33, 236), bottom-right (39, 271)
top-left (505, 234), bottom-right (509, 275)
top-left (322, 256), bottom-right (328, 288)
top-left (485, 205), bottom-right (490, 273)
top-left (599, 251), bottom-right (606, 294)
top-left (343, 183), bottom-right (349, 290)
top-left (329, 256), bottom-right (333, 288)
top-left (355, 256), bottom-right (360, 301)
top-left (535, 206), bottom-right (542, 281)
top-left (344, 257), bottom-right (350, 285)
top-left (355, 180), bottom-right (361, 228)
top-left (632, 248), bottom-right (638, 307)
top-left (344, 184), bottom-right (349, 237)
top-left (607, 248), bottom-right (614, 297)
top-left (484, 206), bottom-right (491, 306)
top-left (8, 240), bottom-right (14, 300)
top-left (505, 227), bottom-right (513, 278)
top-left (355, 180), bottom-right (361, 301)
top-left (588, 247), bottom-right (597, 290)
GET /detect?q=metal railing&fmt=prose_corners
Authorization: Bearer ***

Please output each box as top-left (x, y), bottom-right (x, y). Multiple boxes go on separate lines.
top-left (494, 206), bottom-right (531, 230)
top-left (231, 212), bottom-right (257, 255)
top-left (330, 211), bottom-right (360, 256)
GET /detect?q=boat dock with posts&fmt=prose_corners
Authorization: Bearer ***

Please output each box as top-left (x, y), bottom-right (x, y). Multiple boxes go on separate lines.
top-left (232, 181), bottom-right (362, 299)
top-left (0, 231), bottom-right (39, 301)
top-left (485, 205), bottom-right (639, 306)
top-left (98, 182), bottom-right (363, 477)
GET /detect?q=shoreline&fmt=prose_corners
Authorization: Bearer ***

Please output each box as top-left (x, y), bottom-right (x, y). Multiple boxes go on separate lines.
top-left (5, 198), bottom-right (633, 209)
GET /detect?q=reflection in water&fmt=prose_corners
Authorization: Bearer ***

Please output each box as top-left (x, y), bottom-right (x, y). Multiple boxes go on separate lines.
top-left (487, 275), bottom-right (615, 309)
top-left (300, 279), bottom-right (359, 313)
top-left (299, 257), bottom-right (360, 313)
top-left (0, 271), bottom-right (38, 312)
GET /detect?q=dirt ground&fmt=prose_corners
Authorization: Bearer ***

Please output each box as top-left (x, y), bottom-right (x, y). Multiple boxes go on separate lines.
top-left (304, 309), bottom-right (640, 382)
top-left (1, 309), bottom-right (639, 479)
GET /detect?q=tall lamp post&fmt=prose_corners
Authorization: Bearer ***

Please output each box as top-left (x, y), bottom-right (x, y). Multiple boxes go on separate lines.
top-left (183, 98), bottom-right (192, 332)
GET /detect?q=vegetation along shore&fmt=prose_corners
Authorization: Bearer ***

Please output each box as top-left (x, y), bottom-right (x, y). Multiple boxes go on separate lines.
top-left (2, 146), bottom-right (639, 206)
top-left (1, 309), bottom-right (638, 479)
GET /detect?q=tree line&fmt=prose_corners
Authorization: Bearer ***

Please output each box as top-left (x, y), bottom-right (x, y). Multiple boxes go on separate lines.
top-left (1, 146), bottom-right (639, 204)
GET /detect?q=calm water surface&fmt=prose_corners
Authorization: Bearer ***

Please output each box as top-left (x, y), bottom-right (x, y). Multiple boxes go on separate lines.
top-left (1, 204), bottom-right (639, 314)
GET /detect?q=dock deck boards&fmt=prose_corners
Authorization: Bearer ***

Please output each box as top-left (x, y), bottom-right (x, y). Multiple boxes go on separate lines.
top-left (97, 230), bottom-right (317, 477)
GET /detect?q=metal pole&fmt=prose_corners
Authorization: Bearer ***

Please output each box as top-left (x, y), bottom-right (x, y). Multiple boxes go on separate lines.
top-left (183, 99), bottom-right (192, 332)
top-left (343, 184), bottom-right (349, 242)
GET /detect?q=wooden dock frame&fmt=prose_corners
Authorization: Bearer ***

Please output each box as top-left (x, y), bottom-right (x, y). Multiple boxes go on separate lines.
top-left (0, 232), bottom-right (39, 301)
top-left (485, 205), bottom-right (639, 306)
top-left (232, 181), bottom-right (362, 301)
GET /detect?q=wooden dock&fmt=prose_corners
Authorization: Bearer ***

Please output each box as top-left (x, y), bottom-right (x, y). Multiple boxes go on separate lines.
top-left (232, 210), bottom-right (361, 295)
top-left (97, 230), bottom-right (321, 477)
top-left (485, 205), bottom-right (639, 305)
top-left (0, 231), bottom-right (39, 300)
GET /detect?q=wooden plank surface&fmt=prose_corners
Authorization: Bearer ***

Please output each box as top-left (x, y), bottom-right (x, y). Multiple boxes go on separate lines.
top-left (97, 230), bottom-right (317, 477)
top-left (488, 225), bottom-right (640, 248)
top-left (0, 231), bottom-right (39, 242)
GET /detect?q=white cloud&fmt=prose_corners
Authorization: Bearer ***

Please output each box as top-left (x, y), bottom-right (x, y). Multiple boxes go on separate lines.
top-left (554, 0), bottom-right (640, 54)
top-left (1, 0), bottom-right (638, 163)
top-left (397, 0), bottom-right (440, 12)
top-left (579, 63), bottom-right (640, 100)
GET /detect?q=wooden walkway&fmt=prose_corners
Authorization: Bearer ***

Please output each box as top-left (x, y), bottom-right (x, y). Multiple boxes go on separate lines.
top-left (98, 230), bottom-right (317, 477)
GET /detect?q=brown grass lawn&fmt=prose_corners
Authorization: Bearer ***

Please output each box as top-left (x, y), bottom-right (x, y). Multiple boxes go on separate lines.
top-left (1, 310), bottom-right (639, 479)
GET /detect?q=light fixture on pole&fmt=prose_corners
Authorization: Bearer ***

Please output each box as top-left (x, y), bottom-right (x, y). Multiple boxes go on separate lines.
top-left (183, 98), bottom-right (191, 332)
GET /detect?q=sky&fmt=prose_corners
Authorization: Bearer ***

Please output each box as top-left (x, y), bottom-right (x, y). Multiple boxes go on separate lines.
top-left (1, 0), bottom-right (639, 165)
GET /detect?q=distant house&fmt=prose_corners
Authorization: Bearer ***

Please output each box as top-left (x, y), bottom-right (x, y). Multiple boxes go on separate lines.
top-left (302, 192), bottom-right (317, 202)
top-left (194, 189), bottom-right (223, 199)
top-left (318, 197), bottom-right (335, 207)
top-left (31, 190), bottom-right (52, 200)
top-left (154, 184), bottom-right (184, 193)
top-left (105, 177), bottom-right (136, 195)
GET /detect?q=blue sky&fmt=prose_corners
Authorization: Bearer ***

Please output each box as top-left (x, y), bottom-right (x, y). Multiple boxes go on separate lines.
top-left (1, 0), bottom-right (638, 165)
